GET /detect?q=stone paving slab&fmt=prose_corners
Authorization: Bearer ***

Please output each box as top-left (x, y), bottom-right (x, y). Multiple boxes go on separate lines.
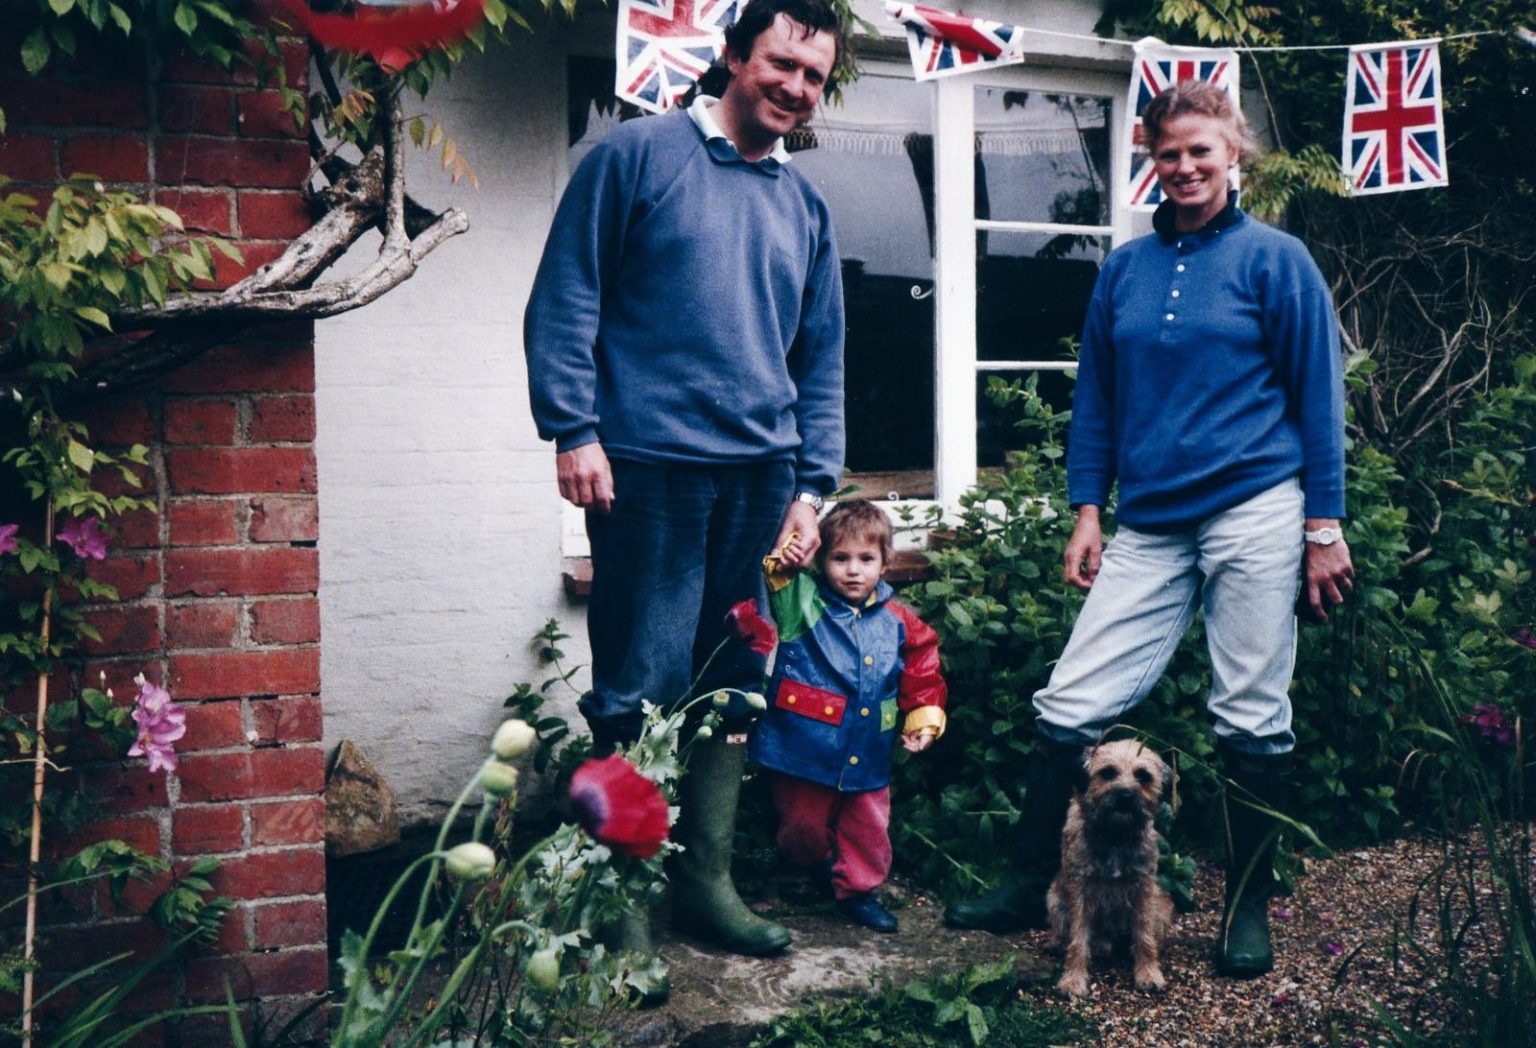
top-left (610, 884), bottom-right (1054, 1047)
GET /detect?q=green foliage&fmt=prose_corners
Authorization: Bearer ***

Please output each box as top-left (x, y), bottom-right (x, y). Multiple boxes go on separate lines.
top-left (749, 955), bottom-right (1094, 1047)
top-left (14, 0), bottom-right (259, 77)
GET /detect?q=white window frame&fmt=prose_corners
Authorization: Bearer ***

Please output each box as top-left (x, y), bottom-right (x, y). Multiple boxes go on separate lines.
top-left (930, 66), bottom-right (1135, 507)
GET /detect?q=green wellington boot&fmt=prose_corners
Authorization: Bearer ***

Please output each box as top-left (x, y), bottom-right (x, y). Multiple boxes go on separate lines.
top-left (943, 739), bottom-right (1082, 933)
top-left (668, 735), bottom-right (792, 956)
top-left (1215, 746), bottom-right (1292, 978)
top-left (598, 907), bottom-right (671, 1006)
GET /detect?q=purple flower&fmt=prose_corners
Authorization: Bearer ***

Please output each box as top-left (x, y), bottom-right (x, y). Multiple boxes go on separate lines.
top-left (1271, 905), bottom-right (1294, 920)
top-left (0, 523), bottom-right (18, 555)
top-left (127, 674), bottom-right (186, 774)
top-left (1463, 703), bottom-right (1515, 749)
top-left (1515, 627), bottom-right (1536, 651)
top-left (56, 515), bottom-right (108, 560)
top-left (1323, 940), bottom-right (1345, 956)
top-left (1270, 992), bottom-right (1292, 1006)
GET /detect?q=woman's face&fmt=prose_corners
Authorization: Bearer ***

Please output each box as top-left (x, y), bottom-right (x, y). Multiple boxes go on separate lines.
top-left (1151, 112), bottom-right (1236, 231)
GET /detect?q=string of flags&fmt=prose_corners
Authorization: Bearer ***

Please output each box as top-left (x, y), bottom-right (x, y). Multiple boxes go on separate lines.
top-left (608, 0), bottom-right (1492, 199)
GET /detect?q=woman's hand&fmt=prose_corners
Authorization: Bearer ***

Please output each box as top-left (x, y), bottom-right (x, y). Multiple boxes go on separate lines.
top-left (1064, 506), bottom-right (1104, 591)
top-left (1302, 519), bottom-right (1355, 622)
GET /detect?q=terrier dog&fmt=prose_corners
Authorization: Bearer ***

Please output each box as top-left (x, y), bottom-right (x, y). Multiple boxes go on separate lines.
top-left (1046, 739), bottom-right (1173, 997)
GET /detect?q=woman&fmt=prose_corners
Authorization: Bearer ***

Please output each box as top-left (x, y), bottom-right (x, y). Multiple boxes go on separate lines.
top-left (945, 81), bottom-right (1355, 978)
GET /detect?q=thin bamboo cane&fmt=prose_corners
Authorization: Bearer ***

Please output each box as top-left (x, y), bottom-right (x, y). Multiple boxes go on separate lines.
top-left (21, 503), bottom-right (56, 1048)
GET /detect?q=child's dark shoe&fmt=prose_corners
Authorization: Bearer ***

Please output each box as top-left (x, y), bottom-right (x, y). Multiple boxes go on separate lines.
top-left (836, 893), bottom-right (898, 933)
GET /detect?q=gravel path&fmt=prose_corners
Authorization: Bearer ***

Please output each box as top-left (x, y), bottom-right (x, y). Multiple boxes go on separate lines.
top-left (1011, 831), bottom-right (1508, 1046)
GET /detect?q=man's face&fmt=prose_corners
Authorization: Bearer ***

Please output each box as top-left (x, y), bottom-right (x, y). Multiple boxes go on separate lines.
top-left (721, 13), bottom-right (836, 154)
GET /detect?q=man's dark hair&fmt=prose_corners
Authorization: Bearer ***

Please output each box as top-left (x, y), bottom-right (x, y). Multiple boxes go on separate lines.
top-left (722, 0), bottom-right (847, 83)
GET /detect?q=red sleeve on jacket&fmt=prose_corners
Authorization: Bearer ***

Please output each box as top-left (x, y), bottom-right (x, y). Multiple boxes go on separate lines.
top-left (888, 600), bottom-right (947, 713)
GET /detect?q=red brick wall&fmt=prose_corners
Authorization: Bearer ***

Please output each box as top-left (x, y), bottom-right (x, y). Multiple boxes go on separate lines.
top-left (3, 19), bottom-right (328, 1032)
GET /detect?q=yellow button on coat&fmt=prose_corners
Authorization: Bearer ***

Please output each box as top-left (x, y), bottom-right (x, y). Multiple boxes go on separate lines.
top-left (863, 655), bottom-right (873, 666)
top-left (849, 756), bottom-right (859, 765)
top-left (860, 708), bottom-right (870, 717)
top-left (787, 695), bottom-right (797, 704)
top-left (823, 705), bottom-right (834, 716)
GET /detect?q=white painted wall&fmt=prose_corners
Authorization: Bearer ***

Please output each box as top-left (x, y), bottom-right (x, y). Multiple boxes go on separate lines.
top-left (316, 18), bottom-right (590, 824)
top-left (315, 0), bottom-right (1116, 822)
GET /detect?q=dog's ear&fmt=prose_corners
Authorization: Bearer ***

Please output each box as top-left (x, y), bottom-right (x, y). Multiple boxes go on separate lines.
top-left (1075, 747), bottom-right (1093, 794)
top-left (1158, 755), bottom-right (1174, 805)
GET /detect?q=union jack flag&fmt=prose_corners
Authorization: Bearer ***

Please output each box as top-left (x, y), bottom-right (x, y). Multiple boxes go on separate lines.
top-left (884, 2), bottom-right (1026, 81)
top-left (1125, 43), bottom-right (1239, 210)
top-left (1343, 41), bottom-right (1447, 195)
top-left (616, 0), bottom-right (739, 114)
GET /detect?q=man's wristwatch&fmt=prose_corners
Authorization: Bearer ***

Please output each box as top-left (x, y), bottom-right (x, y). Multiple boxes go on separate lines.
top-left (1304, 526), bottom-right (1343, 546)
top-left (793, 491), bottom-right (825, 512)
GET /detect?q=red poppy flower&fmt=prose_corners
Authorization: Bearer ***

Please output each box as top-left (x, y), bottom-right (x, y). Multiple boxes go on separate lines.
top-left (277, 0), bottom-right (487, 72)
top-left (569, 755), bottom-right (669, 859)
top-left (725, 599), bottom-right (777, 656)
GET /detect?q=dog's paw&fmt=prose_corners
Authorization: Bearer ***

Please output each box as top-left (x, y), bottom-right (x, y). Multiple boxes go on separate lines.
top-left (1056, 971), bottom-right (1091, 998)
top-left (1134, 965), bottom-right (1167, 993)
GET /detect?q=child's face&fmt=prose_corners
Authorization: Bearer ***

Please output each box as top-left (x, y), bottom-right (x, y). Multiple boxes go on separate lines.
top-left (822, 535), bottom-right (885, 604)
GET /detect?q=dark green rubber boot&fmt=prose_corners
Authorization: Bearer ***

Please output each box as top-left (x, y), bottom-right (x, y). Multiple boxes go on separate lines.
top-left (596, 907), bottom-right (670, 1006)
top-left (668, 735), bottom-right (792, 956)
top-left (1215, 745), bottom-right (1292, 978)
top-left (943, 738), bottom-right (1082, 933)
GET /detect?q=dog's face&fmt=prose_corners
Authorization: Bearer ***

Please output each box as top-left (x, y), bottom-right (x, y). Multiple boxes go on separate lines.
top-left (1079, 740), bottom-right (1170, 828)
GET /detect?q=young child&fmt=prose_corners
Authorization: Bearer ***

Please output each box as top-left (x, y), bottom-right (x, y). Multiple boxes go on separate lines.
top-left (748, 500), bottom-right (947, 933)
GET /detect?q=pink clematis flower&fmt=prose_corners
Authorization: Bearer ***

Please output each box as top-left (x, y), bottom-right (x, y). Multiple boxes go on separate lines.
top-left (1515, 627), bottom-right (1536, 651)
top-left (569, 755), bottom-right (670, 859)
top-left (127, 674), bottom-right (186, 774)
top-left (1463, 703), bottom-right (1515, 749)
top-left (724, 599), bottom-right (777, 656)
top-left (0, 523), bottom-right (18, 555)
top-left (56, 515), bottom-right (108, 560)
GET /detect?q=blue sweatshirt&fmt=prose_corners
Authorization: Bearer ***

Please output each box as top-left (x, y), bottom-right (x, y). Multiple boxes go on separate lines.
top-left (523, 108), bottom-right (845, 494)
top-left (1068, 199), bottom-right (1345, 530)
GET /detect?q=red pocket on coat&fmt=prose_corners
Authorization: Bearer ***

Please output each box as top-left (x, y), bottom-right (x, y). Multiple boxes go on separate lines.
top-left (774, 679), bottom-right (847, 726)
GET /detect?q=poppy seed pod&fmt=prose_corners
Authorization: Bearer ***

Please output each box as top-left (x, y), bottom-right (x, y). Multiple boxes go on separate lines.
top-left (526, 945), bottom-right (561, 990)
top-left (444, 842), bottom-right (497, 882)
top-left (491, 718), bottom-right (538, 760)
top-left (480, 761), bottom-right (520, 797)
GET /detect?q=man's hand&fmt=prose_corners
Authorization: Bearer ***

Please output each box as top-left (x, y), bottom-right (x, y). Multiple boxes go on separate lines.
top-left (1301, 519), bottom-right (1354, 623)
top-left (1064, 506), bottom-right (1103, 591)
top-left (774, 499), bottom-right (821, 570)
top-left (556, 443), bottom-right (614, 513)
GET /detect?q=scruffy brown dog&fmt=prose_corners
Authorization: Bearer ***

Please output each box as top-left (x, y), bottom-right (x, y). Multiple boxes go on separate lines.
top-left (1047, 739), bottom-right (1174, 997)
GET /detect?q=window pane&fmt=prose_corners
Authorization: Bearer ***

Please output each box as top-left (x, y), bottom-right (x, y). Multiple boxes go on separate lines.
top-left (793, 76), bottom-right (936, 473)
top-left (977, 370), bottom-right (1077, 467)
top-left (978, 230), bottom-right (1106, 367)
top-left (973, 88), bottom-right (1111, 225)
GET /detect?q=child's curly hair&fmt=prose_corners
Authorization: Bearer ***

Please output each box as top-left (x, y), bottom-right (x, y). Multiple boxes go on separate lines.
top-left (816, 499), bottom-right (894, 566)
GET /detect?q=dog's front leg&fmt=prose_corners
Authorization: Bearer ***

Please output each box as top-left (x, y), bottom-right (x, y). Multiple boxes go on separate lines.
top-left (1131, 881), bottom-right (1168, 993)
top-left (1056, 888), bottom-right (1093, 997)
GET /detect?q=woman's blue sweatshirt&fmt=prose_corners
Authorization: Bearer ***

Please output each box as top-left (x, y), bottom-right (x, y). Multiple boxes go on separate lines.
top-left (522, 108), bottom-right (845, 495)
top-left (1068, 200), bottom-right (1346, 530)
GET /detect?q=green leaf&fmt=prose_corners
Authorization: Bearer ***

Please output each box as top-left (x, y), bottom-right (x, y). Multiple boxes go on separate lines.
top-left (49, 0), bottom-right (76, 16)
top-left (21, 28), bottom-right (51, 75)
top-left (173, 2), bottom-right (198, 35)
top-left (74, 306), bottom-right (112, 330)
top-left (67, 438), bottom-right (96, 474)
top-left (108, 2), bottom-right (133, 34)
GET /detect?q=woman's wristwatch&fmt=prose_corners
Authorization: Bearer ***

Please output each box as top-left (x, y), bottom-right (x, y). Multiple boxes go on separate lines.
top-left (1303, 525), bottom-right (1343, 545)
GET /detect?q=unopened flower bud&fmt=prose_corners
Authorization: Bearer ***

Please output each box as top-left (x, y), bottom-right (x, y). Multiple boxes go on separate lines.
top-left (526, 946), bottom-right (561, 990)
top-left (480, 761), bottom-right (520, 797)
top-left (444, 842), bottom-right (496, 882)
top-left (491, 719), bottom-right (537, 760)
top-left (711, 690), bottom-right (729, 708)
top-left (694, 724), bottom-right (714, 740)
top-left (744, 691), bottom-right (767, 711)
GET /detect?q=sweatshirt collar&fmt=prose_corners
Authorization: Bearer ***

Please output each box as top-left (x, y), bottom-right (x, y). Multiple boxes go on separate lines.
top-left (1153, 190), bottom-right (1244, 242)
top-left (687, 96), bottom-right (792, 170)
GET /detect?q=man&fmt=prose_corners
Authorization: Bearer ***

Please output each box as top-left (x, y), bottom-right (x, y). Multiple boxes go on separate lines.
top-left (523, 0), bottom-right (847, 958)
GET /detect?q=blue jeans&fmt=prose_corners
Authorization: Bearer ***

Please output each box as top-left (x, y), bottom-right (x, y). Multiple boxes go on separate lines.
top-left (580, 458), bottom-right (795, 746)
top-left (1034, 479), bottom-right (1304, 756)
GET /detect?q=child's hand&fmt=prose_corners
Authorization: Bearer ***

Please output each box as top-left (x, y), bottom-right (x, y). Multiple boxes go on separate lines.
top-left (771, 531), bottom-right (808, 574)
top-left (901, 731), bottom-right (935, 754)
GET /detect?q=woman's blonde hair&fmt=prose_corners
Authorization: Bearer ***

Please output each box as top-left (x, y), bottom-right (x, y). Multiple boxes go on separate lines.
top-left (1141, 80), bottom-right (1259, 166)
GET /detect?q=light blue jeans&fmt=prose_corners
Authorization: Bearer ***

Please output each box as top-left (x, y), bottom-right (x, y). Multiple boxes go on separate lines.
top-left (1034, 479), bottom-right (1304, 756)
